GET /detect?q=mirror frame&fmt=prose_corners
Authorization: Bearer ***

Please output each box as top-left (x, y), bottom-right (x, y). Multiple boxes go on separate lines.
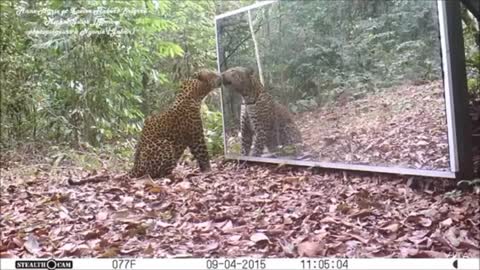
top-left (214, 0), bottom-right (473, 179)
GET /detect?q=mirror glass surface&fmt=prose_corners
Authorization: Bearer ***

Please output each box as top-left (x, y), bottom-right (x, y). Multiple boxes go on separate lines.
top-left (216, 0), bottom-right (450, 171)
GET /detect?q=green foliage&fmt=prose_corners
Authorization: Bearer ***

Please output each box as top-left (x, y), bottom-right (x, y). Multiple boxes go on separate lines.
top-left (461, 6), bottom-right (480, 96)
top-left (0, 0), bottom-right (223, 155)
top-left (465, 49), bottom-right (480, 96)
top-left (219, 0), bottom-right (444, 107)
top-left (50, 141), bottom-right (133, 171)
top-left (201, 104), bottom-right (224, 156)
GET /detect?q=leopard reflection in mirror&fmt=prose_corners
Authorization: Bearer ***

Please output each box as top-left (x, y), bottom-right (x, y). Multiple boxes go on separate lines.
top-left (221, 66), bottom-right (303, 157)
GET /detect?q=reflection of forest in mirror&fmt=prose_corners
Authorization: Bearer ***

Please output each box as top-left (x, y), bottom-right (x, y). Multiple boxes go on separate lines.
top-left (217, 0), bottom-right (449, 171)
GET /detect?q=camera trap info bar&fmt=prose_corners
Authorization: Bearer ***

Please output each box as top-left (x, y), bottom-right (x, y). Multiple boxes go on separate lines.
top-left (1, 258), bottom-right (479, 270)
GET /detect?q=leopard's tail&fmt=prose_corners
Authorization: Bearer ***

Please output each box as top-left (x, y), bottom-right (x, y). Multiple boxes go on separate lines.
top-left (67, 173), bottom-right (129, 185)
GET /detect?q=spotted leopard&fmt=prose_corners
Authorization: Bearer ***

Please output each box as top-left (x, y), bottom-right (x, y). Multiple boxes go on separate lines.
top-left (128, 69), bottom-right (222, 178)
top-left (222, 66), bottom-right (302, 157)
top-left (68, 69), bottom-right (221, 185)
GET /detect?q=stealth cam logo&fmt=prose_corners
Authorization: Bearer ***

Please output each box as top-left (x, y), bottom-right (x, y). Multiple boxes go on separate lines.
top-left (15, 259), bottom-right (73, 270)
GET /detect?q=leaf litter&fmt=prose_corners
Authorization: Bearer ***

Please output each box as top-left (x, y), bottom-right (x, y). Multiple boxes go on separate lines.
top-left (296, 81), bottom-right (450, 171)
top-left (1, 160), bottom-right (479, 258)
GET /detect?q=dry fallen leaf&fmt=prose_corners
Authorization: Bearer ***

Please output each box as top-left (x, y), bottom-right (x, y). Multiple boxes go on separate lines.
top-left (348, 234), bottom-right (369, 244)
top-left (58, 242), bottom-right (77, 255)
top-left (380, 223), bottom-right (400, 233)
top-left (175, 181), bottom-right (191, 191)
top-left (199, 242), bottom-right (220, 253)
top-left (120, 246), bottom-right (139, 255)
top-left (99, 247), bottom-right (120, 258)
top-left (419, 217), bottom-right (432, 227)
top-left (24, 234), bottom-right (41, 255)
top-left (440, 218), bottom-right (453, 227)
top-left (147, 186), bottom-right (163, 193)
top-left (349, 209), bottom-right (373, 219)
top-left (155, 220), bottom-right (173, 228)
top-left (250, 232), bottom-right (270, 244)
top-left (283, 176), bottom-right (302, 184)
top-left (96, 211), bottom-right (109, 221)
top-left (297, 241), bottom-right (324, 257)
top-left (0, 251), bottom-right (16, 258)
top-left (445, 227), bottom-right (461, 247)
top-left (228, 235), bottom-right (242, 242)
top-left (416, 250), bottom-right (448, 258)
top-left (144, 244), bottom-right (154, 255)
top-left (400, 247), bottom-right (419, 257)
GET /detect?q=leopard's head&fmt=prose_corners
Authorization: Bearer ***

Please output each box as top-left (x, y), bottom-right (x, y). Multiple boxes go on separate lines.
top-left (181, 69), bottom-right (222, 100)
top-left (221, 66), bottom-right (260, 103)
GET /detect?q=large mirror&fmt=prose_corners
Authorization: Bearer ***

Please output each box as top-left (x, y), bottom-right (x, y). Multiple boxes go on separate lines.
top-left (216, 0), bottom-right (467, 178)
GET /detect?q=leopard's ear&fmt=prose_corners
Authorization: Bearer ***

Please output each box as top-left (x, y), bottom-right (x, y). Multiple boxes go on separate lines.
top-left (192, 71), bottom-right (201, 80)
top-left (193, 69), bottom-right (209, 81)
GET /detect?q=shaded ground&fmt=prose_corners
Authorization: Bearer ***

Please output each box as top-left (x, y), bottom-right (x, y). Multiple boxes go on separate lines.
top-left (296, 80), bottom-right (450, 171)
top-left (1, 160), bottom-right (479, 258)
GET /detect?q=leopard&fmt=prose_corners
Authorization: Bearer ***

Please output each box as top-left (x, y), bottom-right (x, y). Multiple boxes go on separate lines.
top-left (68, 69), bottom-right (221, 185)
top-left (221, 66), bottom-right (303, 157)
top-left (129, 69), bottom-right (222, 178)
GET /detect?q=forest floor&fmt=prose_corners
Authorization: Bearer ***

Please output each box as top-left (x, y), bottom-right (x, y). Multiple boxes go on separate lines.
top-left (1, 157), bottom-right (479, 258)
top-left (296, 80), bottom-right (450, 171)
top-left (1, 81), bottom-right (479, 259)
